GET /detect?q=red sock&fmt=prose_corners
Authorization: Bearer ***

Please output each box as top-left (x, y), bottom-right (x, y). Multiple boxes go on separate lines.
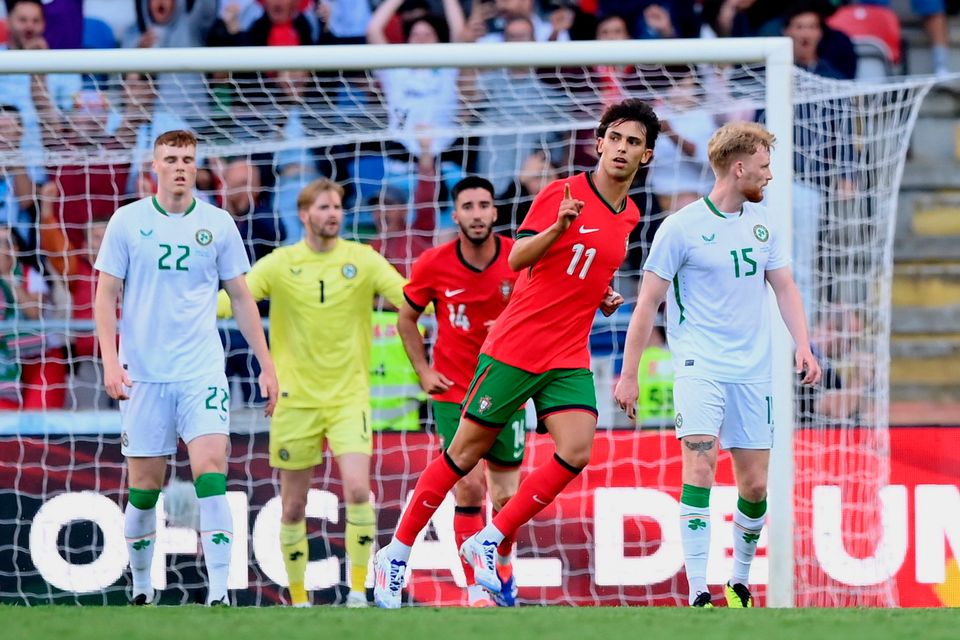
top-left (491, 454), bottom-right (581, 540)
top-left (491, 507), bottom-right (516, 559)
top-left (396, 452), bottom-right (465, 546)
top-left (453, 506), bottom-right (484, 585)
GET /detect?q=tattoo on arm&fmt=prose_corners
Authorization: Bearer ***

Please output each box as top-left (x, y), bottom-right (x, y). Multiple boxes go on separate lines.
top-left (683, 439), bottom-right (716, 456)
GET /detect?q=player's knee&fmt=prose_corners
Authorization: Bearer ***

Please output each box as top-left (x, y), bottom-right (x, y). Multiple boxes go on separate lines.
top-left (281, 497), bottom-right (307, 523)
top-left (739, 479), bottom-right (767, 503)
top-left (456, 478), bottom-right (485, 506)
top-left (488, 483), bottom-right (516, 512)
top-left (343, 485), bottom-right (371, 506)
top-left (556, 441), bottom-right (592, 470)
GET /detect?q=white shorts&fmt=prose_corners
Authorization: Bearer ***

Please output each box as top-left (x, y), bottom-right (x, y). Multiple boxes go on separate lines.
top-left (673, 377), bottom-right (774, 450)
top-left (120, 371), bottom-right (231, 457)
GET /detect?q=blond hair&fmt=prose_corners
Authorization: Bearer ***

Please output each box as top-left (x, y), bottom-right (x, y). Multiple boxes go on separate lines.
top-left (153, 129), bottom-right (197, 149)
top-left (297, 178), bottom-right (345, 211)
top-left (707, 122), bottom-right (776, 174)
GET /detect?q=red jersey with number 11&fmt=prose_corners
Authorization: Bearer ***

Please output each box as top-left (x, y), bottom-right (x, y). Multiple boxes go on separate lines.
top-left (482, 172), bottom-right (640, 373)
top-left (404, 235), bottom-right (517, 404)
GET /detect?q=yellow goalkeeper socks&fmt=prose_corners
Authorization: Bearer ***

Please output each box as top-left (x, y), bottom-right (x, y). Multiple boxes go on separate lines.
top-left (279, 520), bottom-right (308, 605)
top-left (345, 502), bottom-right (376, 593)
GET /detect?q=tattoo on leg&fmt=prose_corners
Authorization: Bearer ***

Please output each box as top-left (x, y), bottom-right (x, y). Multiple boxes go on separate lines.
top-left (684, 440), bottom-right (715, 457)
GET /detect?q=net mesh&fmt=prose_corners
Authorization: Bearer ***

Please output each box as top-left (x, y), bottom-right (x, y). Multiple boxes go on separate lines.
top-left (0, 55), bottom-right (934, 606)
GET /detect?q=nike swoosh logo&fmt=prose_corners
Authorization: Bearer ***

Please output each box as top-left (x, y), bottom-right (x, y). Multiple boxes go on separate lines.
top-left (139, 229), bottom-right (154, 238)
top-left (444, 288), bottom-right (465, 297)
top-left (423, 500), bottom-right (440, 509)
top-left (532, 494), bottom-right (548, 505)
top-left (578, 226), bottom-right (600, 234)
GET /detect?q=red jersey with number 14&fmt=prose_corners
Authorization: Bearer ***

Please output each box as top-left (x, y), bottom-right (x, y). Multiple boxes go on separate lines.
top-left (404, 235), bottom-right (517, 404)
top-left (482, 172), bottom-right (640, 373)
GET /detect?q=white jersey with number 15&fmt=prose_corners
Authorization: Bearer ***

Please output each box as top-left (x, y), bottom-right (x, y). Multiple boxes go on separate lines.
top-left (643, 198), bottom-right (790, 383)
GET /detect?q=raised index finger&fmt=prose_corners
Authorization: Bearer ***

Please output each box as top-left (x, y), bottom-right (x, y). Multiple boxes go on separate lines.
top-left (563, 183), bottom-right (571, 200)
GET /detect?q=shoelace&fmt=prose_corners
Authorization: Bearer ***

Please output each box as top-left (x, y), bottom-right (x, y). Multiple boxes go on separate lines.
top-left (480, 541), bottom-right (497, 570)
top-left (387, 559), bottom-right (406, 591)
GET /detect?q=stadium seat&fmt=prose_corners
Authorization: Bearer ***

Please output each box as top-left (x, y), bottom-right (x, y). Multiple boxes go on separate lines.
top-left (827, 5), bottom-right (904, 79)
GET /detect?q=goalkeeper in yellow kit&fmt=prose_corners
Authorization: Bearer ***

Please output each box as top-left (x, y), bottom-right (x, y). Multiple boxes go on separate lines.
top-left (218, 178), bottom-right (406, 607)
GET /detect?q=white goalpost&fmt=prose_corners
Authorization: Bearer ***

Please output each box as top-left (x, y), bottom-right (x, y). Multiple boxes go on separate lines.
top-left (0, 39), bottom-right (935, 607)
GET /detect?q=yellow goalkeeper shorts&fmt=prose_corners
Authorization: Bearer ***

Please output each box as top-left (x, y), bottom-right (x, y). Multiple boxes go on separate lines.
top-left (269, 401), bottom-right (372, 469)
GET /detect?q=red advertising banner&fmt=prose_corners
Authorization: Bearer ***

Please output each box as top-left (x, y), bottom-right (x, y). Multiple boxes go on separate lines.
top-left (1, 427), bottom-right (957, 606)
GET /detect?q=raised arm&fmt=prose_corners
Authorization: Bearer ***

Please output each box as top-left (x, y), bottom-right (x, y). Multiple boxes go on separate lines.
top-left (508, 183), bottom-right (582, 271)
top-left (366, 0), bottom-right (404, 44)
top-left (613, 272), bottom-right (672, 421)
top-left (766, 266), bottom-right (822, 386)
top-left (221, 274), bottom-right (279, 416)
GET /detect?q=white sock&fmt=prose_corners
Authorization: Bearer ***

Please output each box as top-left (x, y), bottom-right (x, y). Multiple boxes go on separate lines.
top-left (198, 494), bottom-right (233, 603)
top-left (731, 500), bottom-right (766, 585)
top-left (476, 523), bottom-right (505, 546)
top-left (387, 538), bottom-right (412, 562)
top-left (680, 502), bottom-right (710, 605)
top-left (124, 502), bottom-right (156, 600)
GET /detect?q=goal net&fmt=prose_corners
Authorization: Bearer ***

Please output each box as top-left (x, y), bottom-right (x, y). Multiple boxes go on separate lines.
top-left (0, 41), bottom-right (934, 607)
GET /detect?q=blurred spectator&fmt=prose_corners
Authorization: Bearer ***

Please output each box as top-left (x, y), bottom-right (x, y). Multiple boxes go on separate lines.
top-left (703, 0), bottom-right (857, 79)
top-left (0, 0), bottom-right (83, 191)
top-left (461, 0), bottom-right (571, 42)
top-left (36, 181), bottom-right (109, 408)
top-left (217, 155), bottom-right (283, 406)
top-left (593, 14), bottom-right (636, 106)
top-left (208, 0), bottom-right (314, 46)
top-left (123, 0), bottom-right (219, 124)
top-left (782, 2), bottom-right (850, 80)
top-left (316, 0), bottom-right (373, 45)
top-left (219, 156), bottom-right (286, 263)
top-left (495, 149), bottom-right (557, 231)
top-left (37, 180), bottom-right (103, 360)
top-left (649, 68), bottom-right (717, 213)
top-left (367, 0), bottom-right (466, 158)
top-left (700, 0), bottom-right (783, 37)
top-left (800, 306), bottom-right (871, 422)
top-left (860, 0), bottom-right (950, 76)
top-left (31, 73), bottom-right (148, 248)
top-left (40, 0), bottom-right (82, 50)
top-left (463, 16), bottom-right (567, 196)
top-left (0, 224), bottom-right (70, 410)
top-left (271, 70), bottom-right (320, 244)
top-left (0, 105), bottom-right (37, 245)
top-left (597, 0), bottom-right (700, 39)
top-left (368, 135), bottom-right (438, 276)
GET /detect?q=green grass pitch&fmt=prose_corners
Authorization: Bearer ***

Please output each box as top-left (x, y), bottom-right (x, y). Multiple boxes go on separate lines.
top-left (4, 606), bottom-right (957, 640)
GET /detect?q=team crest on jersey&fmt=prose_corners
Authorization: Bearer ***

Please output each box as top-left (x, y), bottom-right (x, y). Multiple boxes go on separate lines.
top-left (478, 395), bottom-right (493, 415)
top-left (675, 413), bottom-right (683, 429)
top-left (500, 280), bottom-right (513, 300)
top-left (342, 263), bottom-right (357, 279)
top-left (753, 224), bottom-right (769, 242)
top-left (195, 229), bottom-right (213, 246)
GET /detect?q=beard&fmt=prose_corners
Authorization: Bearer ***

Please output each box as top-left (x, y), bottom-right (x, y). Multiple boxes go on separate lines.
top-left (312, 218), bottom-right (340, 239)
top-left (459, 221), bottom-right (492, 245)
top-left (743, 185), bottom-right (765, 203)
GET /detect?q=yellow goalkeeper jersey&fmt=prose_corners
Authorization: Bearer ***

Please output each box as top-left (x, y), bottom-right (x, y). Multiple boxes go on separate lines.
top-left (218, 239), bottom-right (406, 408)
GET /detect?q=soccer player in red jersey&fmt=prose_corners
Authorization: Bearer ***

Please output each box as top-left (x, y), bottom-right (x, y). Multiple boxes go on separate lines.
top-left (374, 99), bottom-right (660, 608)
top-left (398, 176), bottom-right (524, 607)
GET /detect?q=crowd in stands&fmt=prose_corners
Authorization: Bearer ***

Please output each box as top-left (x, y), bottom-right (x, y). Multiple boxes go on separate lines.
top-left (0, 0), bottom-right (940, 416)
